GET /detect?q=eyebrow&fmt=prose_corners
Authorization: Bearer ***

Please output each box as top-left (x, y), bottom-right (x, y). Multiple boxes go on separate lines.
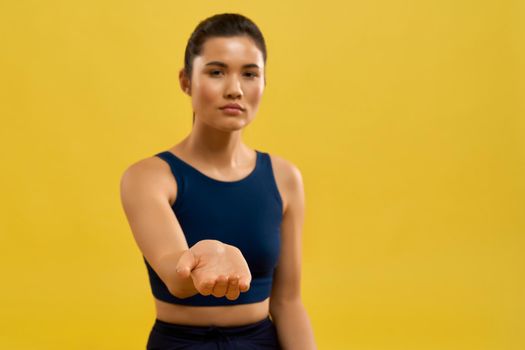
top-left (205, 61), bottom-right (260, 69)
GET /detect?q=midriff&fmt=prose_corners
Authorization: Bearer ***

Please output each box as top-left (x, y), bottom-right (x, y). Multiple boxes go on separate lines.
top-left (154, 296), bottom-right (271, 326)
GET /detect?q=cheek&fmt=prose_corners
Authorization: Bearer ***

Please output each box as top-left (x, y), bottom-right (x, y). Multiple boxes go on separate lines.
top-left (193, 82), bottom-right (220, 109)
top-left (248, 85), bottom-right (264, 105)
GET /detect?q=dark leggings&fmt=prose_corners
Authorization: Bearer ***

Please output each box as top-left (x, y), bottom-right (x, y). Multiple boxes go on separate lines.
top-left (146, 315), bottom-right (282, 349)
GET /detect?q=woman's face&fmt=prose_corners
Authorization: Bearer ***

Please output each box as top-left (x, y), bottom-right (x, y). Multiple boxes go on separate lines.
top-left (181, 35), bottom-right (265, 131)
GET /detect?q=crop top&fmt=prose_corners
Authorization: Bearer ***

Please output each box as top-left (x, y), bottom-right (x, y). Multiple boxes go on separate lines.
top-left (143, 149), bottom-right (283, 306)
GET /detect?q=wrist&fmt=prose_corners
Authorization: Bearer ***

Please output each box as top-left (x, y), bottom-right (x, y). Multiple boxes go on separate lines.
top-left (191, 239), bottom-right (225, 254)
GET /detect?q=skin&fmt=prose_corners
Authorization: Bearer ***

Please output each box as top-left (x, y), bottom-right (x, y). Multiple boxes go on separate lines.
top-left (120, 35), bottom-right (316, 349)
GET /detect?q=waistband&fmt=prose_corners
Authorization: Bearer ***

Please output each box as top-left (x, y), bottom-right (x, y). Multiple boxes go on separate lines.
top-left (151, 316), bottom-right (274, 340)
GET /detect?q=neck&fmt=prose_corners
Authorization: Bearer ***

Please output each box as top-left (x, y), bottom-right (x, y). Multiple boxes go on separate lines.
top-left (179, 121), bottom-right (251, 168)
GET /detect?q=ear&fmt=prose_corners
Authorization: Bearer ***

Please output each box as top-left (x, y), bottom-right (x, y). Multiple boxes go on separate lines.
top-left (179, 69), bottom-right (191, 96)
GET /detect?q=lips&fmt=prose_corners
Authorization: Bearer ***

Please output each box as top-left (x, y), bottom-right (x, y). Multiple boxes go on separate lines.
top-left (220, 103), bottom-right (244, 111)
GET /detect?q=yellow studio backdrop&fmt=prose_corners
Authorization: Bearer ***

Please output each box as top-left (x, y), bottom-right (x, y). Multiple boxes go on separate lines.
top-left (0, 1), bottom-right (523, 349)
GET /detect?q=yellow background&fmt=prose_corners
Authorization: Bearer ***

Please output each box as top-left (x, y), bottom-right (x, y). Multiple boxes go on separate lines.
top-left (1, 1), bottom-right (524, 349)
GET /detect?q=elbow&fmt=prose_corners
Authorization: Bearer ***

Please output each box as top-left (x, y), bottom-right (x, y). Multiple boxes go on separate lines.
top-left (270, 296), bottom-right (303, 316)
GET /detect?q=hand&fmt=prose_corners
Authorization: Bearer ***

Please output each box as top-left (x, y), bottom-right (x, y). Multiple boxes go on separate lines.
top-left (175, 240), bottom-right (251, 300)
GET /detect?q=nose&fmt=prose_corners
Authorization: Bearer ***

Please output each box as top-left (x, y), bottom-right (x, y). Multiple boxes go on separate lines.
top-left (224, 75), bottom-right (243, 99)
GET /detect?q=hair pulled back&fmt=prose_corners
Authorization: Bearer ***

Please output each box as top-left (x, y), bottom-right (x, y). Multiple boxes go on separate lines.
top-left (183, 13), bottom-right (267, 124)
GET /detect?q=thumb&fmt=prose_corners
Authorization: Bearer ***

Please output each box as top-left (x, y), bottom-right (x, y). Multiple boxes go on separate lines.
top-left (175, 250), bottom-right (197, 279)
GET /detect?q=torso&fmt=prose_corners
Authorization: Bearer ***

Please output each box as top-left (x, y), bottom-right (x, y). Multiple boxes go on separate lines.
top-left (152, 144), bottom-right (289, 327)
top-left (154, 296), bottom-right (271, 326)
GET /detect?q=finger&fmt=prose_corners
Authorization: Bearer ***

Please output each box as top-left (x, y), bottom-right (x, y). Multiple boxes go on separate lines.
top-left (198, 277), bottom-right (216, 296)
top-left (212, 275), bottom-right (229, 297)
top-left (175, 250), bottom-right (196, 279)
top-left (225, 275), bottom-right (240, 300)
top-left (238, 275), bottom-right (251, 293)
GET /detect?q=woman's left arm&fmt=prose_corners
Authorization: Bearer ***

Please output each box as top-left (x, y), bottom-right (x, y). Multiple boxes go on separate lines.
top-left (270, 160), bottom-right (317, 350)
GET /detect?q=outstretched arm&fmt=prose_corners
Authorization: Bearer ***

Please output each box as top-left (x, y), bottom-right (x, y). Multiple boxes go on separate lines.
top-left (120, 157), bottom-right (250, 300)
top-left (269, 161), bottom-right (317, 350)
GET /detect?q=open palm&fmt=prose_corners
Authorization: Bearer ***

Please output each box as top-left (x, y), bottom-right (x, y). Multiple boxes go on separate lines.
top-left (176, 239), bottom-right (252, 300)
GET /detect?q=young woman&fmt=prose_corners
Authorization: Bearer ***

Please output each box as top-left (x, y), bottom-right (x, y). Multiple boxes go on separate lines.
top-left (120, 13), bottom-right (317, 349)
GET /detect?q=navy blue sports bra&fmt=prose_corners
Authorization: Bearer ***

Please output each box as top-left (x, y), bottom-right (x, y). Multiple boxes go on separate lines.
top-left (143, 149), bottom-right (283, 306)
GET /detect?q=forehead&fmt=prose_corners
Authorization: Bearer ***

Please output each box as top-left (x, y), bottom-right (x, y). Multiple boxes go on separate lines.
top-left (194, 36), bottom-right (264, 68)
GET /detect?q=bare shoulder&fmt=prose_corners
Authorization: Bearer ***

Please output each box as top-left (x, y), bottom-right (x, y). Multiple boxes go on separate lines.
top-left (267, 153), bottom-right (305, 214)
top-left (120, 155), bottom-right (177, 206)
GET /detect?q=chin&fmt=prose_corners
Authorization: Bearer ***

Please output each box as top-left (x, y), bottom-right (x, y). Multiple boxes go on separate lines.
top-left (218, 118), bottom-right (250, 132)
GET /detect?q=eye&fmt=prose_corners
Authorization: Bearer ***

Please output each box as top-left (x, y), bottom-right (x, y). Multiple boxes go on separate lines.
top-left (209, 70), bottom-right (224, 76)
top-left (244, 72), bottom-right (259, 78)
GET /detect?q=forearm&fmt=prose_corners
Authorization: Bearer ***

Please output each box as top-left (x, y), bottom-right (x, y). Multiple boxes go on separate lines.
top-left (271, 300), bottom-right (317, 350)
top-left (155, 250), bottom-right (199, 298)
